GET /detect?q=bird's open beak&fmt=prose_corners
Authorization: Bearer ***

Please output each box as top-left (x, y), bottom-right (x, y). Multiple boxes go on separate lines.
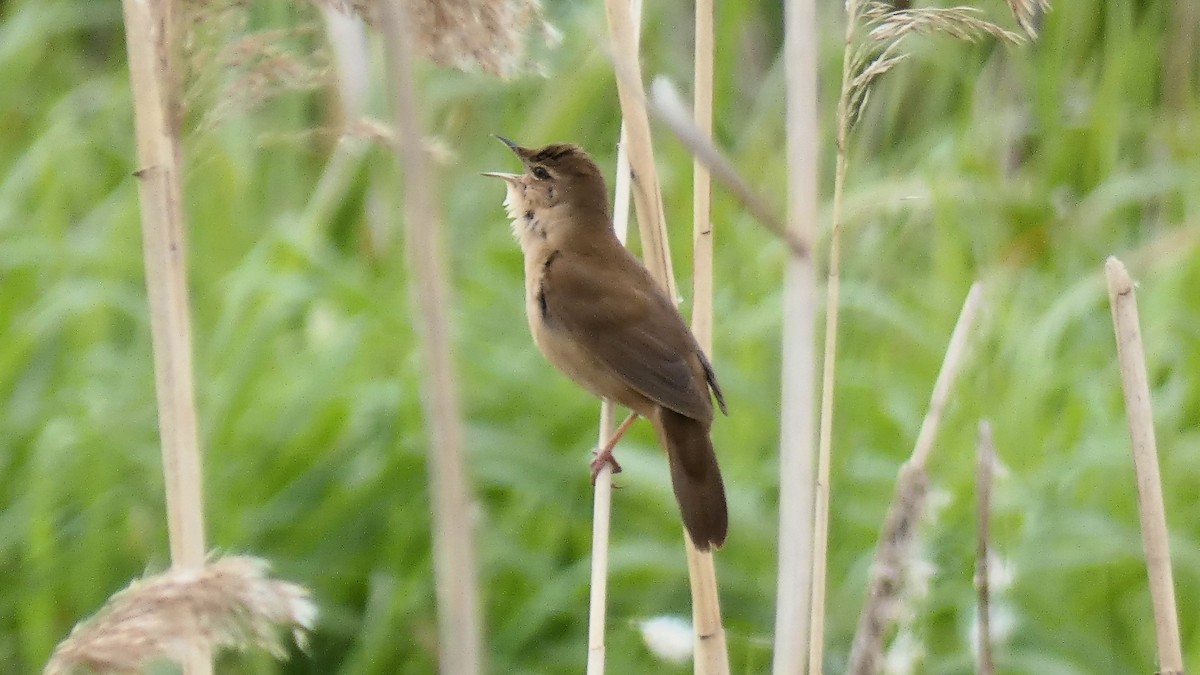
top-left (484, 135), bottom-right (525, 183)
top-left (480, 171), bottom-right (521, 185)
top-left (494, 134), bottom-right (520, 152)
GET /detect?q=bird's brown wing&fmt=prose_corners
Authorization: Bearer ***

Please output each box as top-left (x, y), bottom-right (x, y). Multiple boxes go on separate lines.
top-left (540, 248), bottom-right (714, 422)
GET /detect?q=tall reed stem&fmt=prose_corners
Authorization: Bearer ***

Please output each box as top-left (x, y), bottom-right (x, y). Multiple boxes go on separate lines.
top-left (808, 0), bottom-right (862, 669)
top-left (586, 0), bottom-right (640, 657)
top-left (1105, 257), bottom-right (1184, 675)
top-left (687, 1), bottom-right (730, 672)
top-left (120, 0), bottom-right (209, 670)
top-left (773, 0), bottom-right (819, 670)
top-left (379, 2), bottom-right (483, 673)
top-left (601, 1), bottom-right (728, 671)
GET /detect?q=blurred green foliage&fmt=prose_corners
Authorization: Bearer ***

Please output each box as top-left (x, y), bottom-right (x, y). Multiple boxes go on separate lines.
top-left (1, 0), bottom-right (1198, 672)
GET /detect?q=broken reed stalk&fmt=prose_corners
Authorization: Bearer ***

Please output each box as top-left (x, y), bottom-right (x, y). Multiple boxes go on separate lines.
top-left (846, 282), bottom-right (984, 675)
top-left (808, 0), bottom-right (861, 669)
top-left (378, 2), bottom-right (484, 673)
top-left (587, 0), bottom-right (640, 656)
top-left (601, 1), bottom-right (728, 672)
top-left (646, 80), bottom-right (806, 259)
top-left (975, 421), bottom-right (996, 675)
top-left (772, 0), bottom-right (819, 672)
top-left (120, 0), bottom-right (210, 671)
top-left (687, 0), bottom-right (732, 673)
top-left (1104, 257), bottom-right (1185, 675)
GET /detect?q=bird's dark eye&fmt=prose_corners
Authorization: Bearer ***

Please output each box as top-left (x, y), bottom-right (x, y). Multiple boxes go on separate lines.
top-left (532, 166), bottom-right (551, 180)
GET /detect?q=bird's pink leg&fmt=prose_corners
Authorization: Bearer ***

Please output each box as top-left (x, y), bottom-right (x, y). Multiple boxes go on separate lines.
top-left (591, 412), bottom-right (639, 483)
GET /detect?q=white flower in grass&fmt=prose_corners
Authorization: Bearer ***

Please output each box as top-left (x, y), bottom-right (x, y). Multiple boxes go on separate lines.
top-left (883, 628), bottom-right (925, 675)
top-left (924, 486), bottom-right (953, 524)
top-left (968, 601), bottom-right (1018, 658)
top-left (638, 615), bottom-right (692, 664)
top-left (987, 552), bottom-right (1017, 591)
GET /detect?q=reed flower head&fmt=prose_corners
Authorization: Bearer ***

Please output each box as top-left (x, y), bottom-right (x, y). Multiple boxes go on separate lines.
top-left (44, 556), bottom-right (316, 675)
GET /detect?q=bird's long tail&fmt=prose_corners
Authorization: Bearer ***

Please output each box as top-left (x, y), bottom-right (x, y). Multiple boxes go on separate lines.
top-left (654, 408), bottom-right (728, 550)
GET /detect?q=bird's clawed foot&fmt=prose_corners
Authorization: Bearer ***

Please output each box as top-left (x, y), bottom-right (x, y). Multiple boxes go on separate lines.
top-left (589, 411), bottom-right (639, 486)
top-left (590, 447), bottom-right (623, 484)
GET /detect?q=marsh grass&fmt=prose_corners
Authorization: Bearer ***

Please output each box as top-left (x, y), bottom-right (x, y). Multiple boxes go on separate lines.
top-left (2, 0), bottom-right (1199, 672)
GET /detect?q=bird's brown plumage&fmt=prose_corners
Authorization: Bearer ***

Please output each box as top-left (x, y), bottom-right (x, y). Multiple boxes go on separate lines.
top-left (485, 138), bottom-right (728, 549)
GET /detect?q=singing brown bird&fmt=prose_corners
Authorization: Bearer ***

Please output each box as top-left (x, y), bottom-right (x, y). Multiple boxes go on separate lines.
top-left (483, 137), bottom-right (729, 549)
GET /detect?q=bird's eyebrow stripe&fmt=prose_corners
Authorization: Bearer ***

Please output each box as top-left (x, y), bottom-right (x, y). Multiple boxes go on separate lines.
top-left (531, 146), bottom-right (574, 162)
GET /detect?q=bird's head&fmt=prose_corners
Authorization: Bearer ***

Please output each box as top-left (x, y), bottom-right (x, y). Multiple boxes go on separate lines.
top-left (483, 137), bottom-right (612, 247)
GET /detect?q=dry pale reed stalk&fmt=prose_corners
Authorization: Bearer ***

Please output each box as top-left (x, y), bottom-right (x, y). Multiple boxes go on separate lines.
top-left (846, 282), bottom-right (984, 674)
top-left (378, 2), bottom-right (484, 673)
top-left (774, 0), bottom-right (819, 672)
top-left (686, 0), bottom-right (732, 673)
top-left (806, 0), bottom-right (861, 668)
top-left (691, 0), bottom-right (714, 351)
top-left (601, 2), bottom-right (728, 672)
top-left (602, 0), bottom-right (675, 293)
top-left (120, 0), bottom-right (211, 671)
top-left (321, 3), bottom-right (371, 125)
top-left (849, 463), bottom-right (929, 675)
top-left (44, 557), bottom-right (316, 675)
top-left (646, 79), bottom-right (806, 258)
top-left (975, 421), bottom-right (996, 675)
top-left (586, 0), bottom-right (641, 659)
top-left (587, 398), bottom-right (617, 675)
top-left (1105, 257), bottom-right (1185, 675)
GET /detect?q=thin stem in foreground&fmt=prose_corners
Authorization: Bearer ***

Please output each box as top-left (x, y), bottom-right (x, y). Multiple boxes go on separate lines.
top-left (808, 0), bottom-right (861, 667)
top-left (379, 2), bottom-right (484, 673)
top-left (1105, 257), bottom-right (1184, 675)
top-left (646, 79), bottom-right (806, 259)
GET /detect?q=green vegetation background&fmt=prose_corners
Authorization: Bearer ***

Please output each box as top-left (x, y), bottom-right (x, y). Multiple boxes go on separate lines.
top-left (2, 0), bottom-right (1198, 672)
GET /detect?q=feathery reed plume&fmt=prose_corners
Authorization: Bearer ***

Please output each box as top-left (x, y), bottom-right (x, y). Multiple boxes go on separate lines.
top-left (975, 421), bottom-right (997, 675)
top-left (378, 1), bottom-right (484, 673)
top-left (846, 283), bottom-right (984, 675)
top-left (863, 4), bottom-right (1024, 43)
top-left (44, 557), bottom-right (316, 675)
top-left (1105, 257), bottom-right (1185, 675)
top-left (1002, 0), bottom-right (1049, 38)
top-left (318, 0), bottom-right (556, 78)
